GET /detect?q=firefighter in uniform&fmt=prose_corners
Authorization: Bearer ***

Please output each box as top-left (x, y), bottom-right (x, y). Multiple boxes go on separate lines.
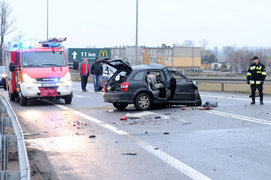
top-left (247, 56), bottom-right (266, 105)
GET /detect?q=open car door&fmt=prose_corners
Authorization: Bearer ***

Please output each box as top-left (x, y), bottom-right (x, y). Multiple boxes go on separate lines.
top-left (162, 68), bottom-right (176, 99)
top-left (169, 70), bottom-right (198, 101)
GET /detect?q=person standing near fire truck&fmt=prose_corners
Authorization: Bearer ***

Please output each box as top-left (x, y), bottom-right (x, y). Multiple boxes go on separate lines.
top-left (79, 58), bottom-right (90, 92)
top-left (91, 58), bottom-right (103, 92)
top-left (247, 56), bottom-right (266, 105)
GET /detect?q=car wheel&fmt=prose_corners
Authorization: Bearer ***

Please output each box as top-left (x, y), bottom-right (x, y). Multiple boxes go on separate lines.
top-left (113, 102), bottom-right (128, 110)
top-left (134, 93), bottom-right (152, 111)
top-left (65, 93), bottom-right (73, 104)
top-left (19, 92), bottom-right (27, 106)
top-left (98, 86), bottom-right (103, 91)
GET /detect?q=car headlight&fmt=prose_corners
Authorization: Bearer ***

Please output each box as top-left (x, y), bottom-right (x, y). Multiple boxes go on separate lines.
top-left (2, 73), bottom-right (6, 78)
top-left (62, 72), bottom-right (71, 82)
top-left (23, 73), bottom-right (36, 83)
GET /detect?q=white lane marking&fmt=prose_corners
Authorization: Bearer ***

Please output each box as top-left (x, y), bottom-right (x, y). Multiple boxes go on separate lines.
top-left (125, 111), bottom-right (171, 120)
top-left (205, 110), bottom-right (271, 126)
top-left (125, 111), bottom-right (156, 117)
top-left (55, 104), bottom-right (212, 180)
top-left (201, 94), bottom-right (271, 104)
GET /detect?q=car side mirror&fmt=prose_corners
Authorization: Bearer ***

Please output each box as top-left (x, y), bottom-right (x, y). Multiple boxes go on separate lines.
top-left (9, 62), bottom-right (15, 72)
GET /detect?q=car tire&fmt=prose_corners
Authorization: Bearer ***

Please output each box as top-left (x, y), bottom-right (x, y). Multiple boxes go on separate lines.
top-left (65, 93), bottom-right (73, 104)
top-left (19, 92), bottom-right (27, 106)
top-left (113, 102), bottom-right (128, 110)
top-left (98, 86), bottom-right (103, 91)
top-left (134, 93), bottom-right (152, 111)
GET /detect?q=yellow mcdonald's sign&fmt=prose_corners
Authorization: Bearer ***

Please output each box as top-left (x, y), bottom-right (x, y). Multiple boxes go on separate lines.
top-left (99, 50), bottom-right (108, 57)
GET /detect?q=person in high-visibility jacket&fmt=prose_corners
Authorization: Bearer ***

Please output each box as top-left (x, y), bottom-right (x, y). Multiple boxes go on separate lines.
top-left (247, 56), bottom-right (266, 105)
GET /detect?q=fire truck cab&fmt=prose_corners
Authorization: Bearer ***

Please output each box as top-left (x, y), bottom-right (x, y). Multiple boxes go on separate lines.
top-left (5, 37), bottom-right (78, 106)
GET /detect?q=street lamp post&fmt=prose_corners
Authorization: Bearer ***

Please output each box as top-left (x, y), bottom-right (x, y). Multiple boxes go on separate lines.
top-left (135, 0), bottom-right (138, 65)
top-left (47, 0), bottom-right (49, 40)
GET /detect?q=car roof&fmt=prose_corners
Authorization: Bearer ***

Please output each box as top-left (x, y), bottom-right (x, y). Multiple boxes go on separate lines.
top-left (132, 63), bottom-right (165, 70)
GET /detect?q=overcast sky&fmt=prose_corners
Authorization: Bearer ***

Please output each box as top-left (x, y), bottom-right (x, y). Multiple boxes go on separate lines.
top-left (6, 0), bottom-right (271, 50)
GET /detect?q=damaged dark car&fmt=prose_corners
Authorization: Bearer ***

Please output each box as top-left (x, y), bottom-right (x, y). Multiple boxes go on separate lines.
top-left (101, 59), bottom-right (202, 111)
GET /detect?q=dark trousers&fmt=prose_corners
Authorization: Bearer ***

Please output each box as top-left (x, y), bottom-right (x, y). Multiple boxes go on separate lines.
top-left (251, 84), bottom-right (263, 101)
top-left (81, 75), bottom-right (88, 90)
top-left (93, 74), bottom-right (100, 91)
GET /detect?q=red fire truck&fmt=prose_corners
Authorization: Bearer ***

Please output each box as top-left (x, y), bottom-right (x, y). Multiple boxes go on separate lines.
top-left (4, 37), bottom-right (78, 106)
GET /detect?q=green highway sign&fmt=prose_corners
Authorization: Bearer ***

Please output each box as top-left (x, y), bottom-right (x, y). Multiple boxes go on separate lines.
top-left (68, 48), bottom-right (111, 63)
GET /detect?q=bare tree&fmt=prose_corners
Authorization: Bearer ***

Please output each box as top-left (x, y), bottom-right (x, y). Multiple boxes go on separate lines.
top-left (222, 46), bottom-right (234, 58)
top-left (198, 39), bottom-right (209, 50)
top-left (11, 31), bottom-right (24, 42)
top-left (182, 40), bottom-right (195, 47)
top-left (0, 0), bottom-right (16, 65)
top-left (212, 46), bottom-right (219, 57)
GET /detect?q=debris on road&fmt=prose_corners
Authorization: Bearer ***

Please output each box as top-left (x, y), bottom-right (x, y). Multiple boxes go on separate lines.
top-left (181, 108), bottom-right (186, 110)
top-left (120, 116), bottom-right (127, 121)
top-left (163, 132), bottom-right (169, 135)
top-left (199, 107), bottom-right (212, 110)
top-left (182, 122), bottom-right (192, 125)
top-left (89, 135), bottom-right (96, 138)
top-left (76, 132), bottom-right (84, 135)
top-left (122, 153), bottom-right (137, 155)
top-left (107, 109), bottom-right (115, 112)
top-left (126, 116), bottom-right (140, 119)
top-left (203, 101), bottom-right (218, 108)
top-left (73, 121), bottom-right (91, 127)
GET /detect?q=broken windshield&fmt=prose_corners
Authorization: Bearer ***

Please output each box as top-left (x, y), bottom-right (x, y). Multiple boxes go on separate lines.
top-left (22, 51), bottom-right (67, 68)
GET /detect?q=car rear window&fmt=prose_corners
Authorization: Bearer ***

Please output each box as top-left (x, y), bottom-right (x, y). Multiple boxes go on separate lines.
top-left (133, 71), bottom-right (145, 81)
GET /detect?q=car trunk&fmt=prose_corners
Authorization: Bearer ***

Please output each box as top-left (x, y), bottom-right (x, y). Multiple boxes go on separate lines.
top-left (106, 70), bottom-right (130, 92)
top-left (100, 59), bottom-right (132, 93)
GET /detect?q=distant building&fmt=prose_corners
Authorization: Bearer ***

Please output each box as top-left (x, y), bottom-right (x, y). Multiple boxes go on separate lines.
top-left (143, 44), bottom-right (173, 68)
top-left (173, 47), bottom-right (201, 70)
top-left (109, 46), bottom-right (143, 66)
top-left (143, 44), bottom-right (201, 70)
top-left (68, 44), bottom-right (202, 69)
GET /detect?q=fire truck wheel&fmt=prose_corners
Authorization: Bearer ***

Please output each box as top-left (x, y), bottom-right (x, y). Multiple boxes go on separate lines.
top-left (19, 92), bottom-right (27, 106)
top-left (65, 93), bottom-right (72, 104)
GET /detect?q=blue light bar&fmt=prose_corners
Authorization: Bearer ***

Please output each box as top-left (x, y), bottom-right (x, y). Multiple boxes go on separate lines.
top-left (42, 43), bottom-right (60, 47)
top-left (20, 42), bottom-right (33, 49)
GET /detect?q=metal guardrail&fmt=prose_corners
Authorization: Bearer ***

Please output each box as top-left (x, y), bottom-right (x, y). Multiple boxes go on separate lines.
top-left (0, 95), bottom-right (30, 180)
top-left (187, 76), bottom-right (271, 93)
top-left (187, 76), bottom-right (271, 84)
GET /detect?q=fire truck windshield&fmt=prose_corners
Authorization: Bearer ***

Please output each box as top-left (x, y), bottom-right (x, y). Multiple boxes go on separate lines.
top-left (22, 51), bottom-right (67, 68)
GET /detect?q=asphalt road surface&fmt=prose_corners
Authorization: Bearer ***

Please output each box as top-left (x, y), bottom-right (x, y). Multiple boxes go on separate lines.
top-left (1, 81), bottom-right (271, 180)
